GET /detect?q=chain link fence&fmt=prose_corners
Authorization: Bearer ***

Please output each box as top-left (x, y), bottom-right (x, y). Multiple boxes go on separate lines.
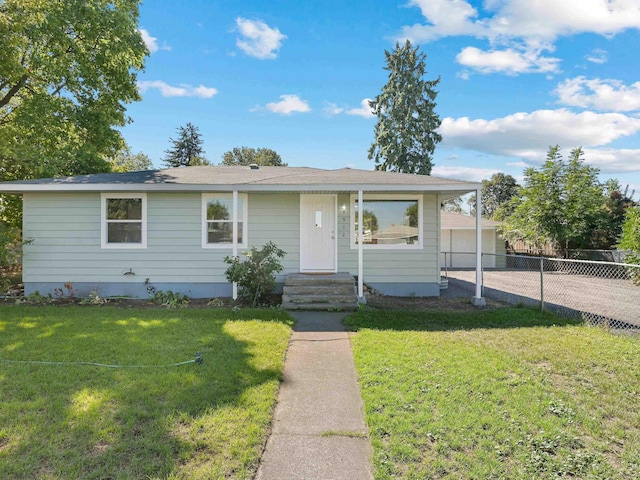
top-left (442, 252), bottom-right (640, 331)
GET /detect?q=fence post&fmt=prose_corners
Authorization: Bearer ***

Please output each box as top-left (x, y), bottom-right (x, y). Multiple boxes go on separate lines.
top-left (540, 257), bottom-right (544, 312)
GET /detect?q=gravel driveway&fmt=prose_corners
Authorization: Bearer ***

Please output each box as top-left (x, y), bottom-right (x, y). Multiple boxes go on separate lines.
top-left (446, 268), bottom-right (640, 328)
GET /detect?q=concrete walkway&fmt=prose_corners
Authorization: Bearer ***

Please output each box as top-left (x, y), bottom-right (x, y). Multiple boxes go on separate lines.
top-left (255, 311), bottom-right (373, 480)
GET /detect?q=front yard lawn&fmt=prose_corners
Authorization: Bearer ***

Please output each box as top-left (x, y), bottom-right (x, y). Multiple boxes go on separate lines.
top-left (345, 307), bottom-right (640, 479)
top-left (0, 306), bottom-right (293, 479)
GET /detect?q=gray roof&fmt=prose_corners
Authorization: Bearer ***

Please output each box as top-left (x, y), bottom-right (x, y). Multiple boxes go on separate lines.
top-left (441, 211), bottom-right (501, 230)
top-left (0, 166), bottom-right (481, 193)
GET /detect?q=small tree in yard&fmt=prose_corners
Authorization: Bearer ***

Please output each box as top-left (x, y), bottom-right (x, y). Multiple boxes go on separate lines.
top-left (224, 242), bottom-right (286, 306)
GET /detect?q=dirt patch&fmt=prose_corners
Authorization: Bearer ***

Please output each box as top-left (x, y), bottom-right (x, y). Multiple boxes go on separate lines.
top-left (364, 294), bottom-right (507, 312)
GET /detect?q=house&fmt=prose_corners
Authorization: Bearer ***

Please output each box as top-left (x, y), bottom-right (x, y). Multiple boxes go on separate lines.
top-left (0, 166), bottom-right (484, 303)
top-left (440, 211), bottom-right (506, 268)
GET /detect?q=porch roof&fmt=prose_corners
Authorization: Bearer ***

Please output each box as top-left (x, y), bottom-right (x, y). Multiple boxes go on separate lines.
top-left (0, 166), bottom-right (480, 194)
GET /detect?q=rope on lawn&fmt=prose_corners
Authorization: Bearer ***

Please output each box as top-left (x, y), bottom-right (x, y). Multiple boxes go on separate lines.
top-left (0, 352), bottom-right (203, 368)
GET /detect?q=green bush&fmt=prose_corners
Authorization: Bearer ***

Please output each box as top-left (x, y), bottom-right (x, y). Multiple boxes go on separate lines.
top-left (618, 206), bottom-right (640, 285)
top-left (224, 242), bottom-right (286, 307)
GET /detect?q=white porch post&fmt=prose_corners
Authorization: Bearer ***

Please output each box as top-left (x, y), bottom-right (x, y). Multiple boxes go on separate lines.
top-left (232, 190), bottom-right (238, 301)
top-left (357, 189), bottom-right (364, 301)
top-left (472, 187), bottom-right (486, 306)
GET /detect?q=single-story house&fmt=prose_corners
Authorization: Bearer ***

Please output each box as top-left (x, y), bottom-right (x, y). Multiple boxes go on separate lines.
top-left (440, 211), bottom-right (506, 268)
top-left (0, 166), bottom-right (485, 302)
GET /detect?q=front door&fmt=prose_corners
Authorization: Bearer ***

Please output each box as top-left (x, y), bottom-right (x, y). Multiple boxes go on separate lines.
top-left (300, 194), bottom-right (337, 272)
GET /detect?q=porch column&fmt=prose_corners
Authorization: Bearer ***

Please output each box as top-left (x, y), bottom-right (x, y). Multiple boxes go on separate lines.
top-left (232, 190), bottom-right (238, 301)
top-left (357, 189), bottom-right (364, 302)
top-left (472, 187), bottom-right (486, 306)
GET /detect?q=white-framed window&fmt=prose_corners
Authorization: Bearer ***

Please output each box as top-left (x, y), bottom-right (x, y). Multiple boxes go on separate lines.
top-left (202, 193), bottom-right (248, 248)
top-left (101, 193), bottom-right (147, 249)
top-left (350, 194), bottom-right (422, 249)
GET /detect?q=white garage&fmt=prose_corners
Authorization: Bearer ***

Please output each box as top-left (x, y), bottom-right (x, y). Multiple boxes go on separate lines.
top-left (440, 211), bottom-right (505, 268)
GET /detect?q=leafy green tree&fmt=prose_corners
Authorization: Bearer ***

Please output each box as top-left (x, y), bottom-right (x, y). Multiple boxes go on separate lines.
top-left (107, 147), bottom-right (153, 173)
top-left (468, 173), bottom-right (520, 218)
top-left (221, 147), bottom-right (287, 166)
top-left (590, 180), bottom-right (637, 249)
top-left (618, 206), bottom-right (640, 284)
top-left (0, 0), bottom-right (147, 175)
top-left (501, 146), bottom-right (605, 256)
top-left (368, 40), bottom-right (441, 175)
top-left (162, 123), bottom-right (209, 167)
top-left (442, 196), bottom-right (465, 214)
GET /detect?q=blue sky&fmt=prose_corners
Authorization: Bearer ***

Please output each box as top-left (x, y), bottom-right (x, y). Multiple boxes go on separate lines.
top-left (124, 0), bottom-right (640, 193)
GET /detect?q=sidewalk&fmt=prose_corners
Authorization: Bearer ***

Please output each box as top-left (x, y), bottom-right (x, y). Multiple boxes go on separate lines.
top-left (255, 311), bottom-right (373, 480)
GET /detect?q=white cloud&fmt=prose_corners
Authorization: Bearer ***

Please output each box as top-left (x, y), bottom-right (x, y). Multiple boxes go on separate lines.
top-left (139, 28), bottom-right (170, 54)
top-left (235, 18), bottom-right (286, 59)
top-left (265, 94), bottom-right (311, 114)
top-left (586, 48), bottom-right (608, 64)
top-left (555, 77), bottom-right (640, 112)
top-left (323, 102), bottom-right (344, 116)
top-left (432, 165), bottom-right (501, 182)
top-left (581, 148), bottom-right (640, 174)
top-left (137, 81), bottom-right (218, 98)
top-left (440, 109), bottom-right (640, 158)
top-left (345, 98), bottom-right (375, 118)
top-left (401, 0), bottom-right (640, 43)
top-left (399, 0), bottom-right (640, 75)
top-left (456, 45), bottom-right (560, 74)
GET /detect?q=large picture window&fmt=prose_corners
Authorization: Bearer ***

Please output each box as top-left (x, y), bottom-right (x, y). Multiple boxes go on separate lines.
top-left (202, 193), bottom-right (247, 248)
top-left (350, 194), bottom-right (422, 249)
top-left (101, 193), bottom-right (147, 249)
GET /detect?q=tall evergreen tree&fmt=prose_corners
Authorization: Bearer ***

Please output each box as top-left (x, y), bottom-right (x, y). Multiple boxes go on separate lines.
top-left (368, 40), bottom-right (441, 175)
top-left (162, 123), bottom-right (208, 167)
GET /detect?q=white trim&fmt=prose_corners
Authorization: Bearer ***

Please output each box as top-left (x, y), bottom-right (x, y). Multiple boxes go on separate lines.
top-left (350, 193), bottom-right (423, 250)
top-left (475, 188), bottom-right (483, 300)
top-left (201, 193), bottom-right (248, 249)
top-left (357, 190), bottom-right (364, 299)
top-left (100, 193), bottom-right (147, 249)
top-left (232, 190), bottom-right (238, 300)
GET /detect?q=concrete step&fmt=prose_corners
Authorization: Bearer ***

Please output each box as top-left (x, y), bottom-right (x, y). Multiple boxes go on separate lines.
top-left (284, 272), bottom-right (355, 286)
top-left (283, 285), bottom-right (356, 296)
top-left (282, 301), bottom-right (359, 311)
top-left (282, 294), bottom-right (358, 305)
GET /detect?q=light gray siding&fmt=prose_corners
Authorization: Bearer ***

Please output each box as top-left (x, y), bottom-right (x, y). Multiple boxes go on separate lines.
top-left (22, 192), bottom-right (301, 296)
top-left (23, 191), bottom-right (441, 297)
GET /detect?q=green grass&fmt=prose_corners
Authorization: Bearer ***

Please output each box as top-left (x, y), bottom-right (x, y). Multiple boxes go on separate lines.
top-left (0, 305), bottom-right (293, 479)
top-left (345, 308), bottom-right (640, 479)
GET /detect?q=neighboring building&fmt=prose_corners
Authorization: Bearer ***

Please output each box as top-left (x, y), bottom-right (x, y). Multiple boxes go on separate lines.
top-left (0, 166), bottom-right (484, 299)
top-left (440, 211), bottom-right (506, 268)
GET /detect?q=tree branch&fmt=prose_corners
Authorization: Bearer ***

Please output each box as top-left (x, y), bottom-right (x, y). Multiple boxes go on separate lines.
top-left (0, 74), bottom-right (28, 109)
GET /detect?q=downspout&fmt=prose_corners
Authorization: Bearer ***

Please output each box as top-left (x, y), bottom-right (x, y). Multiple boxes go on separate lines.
top-left (232, 190), bottom-right (238, 301)
top-left (357, 190), bottom-right (364, 302)
top-left (472, 187), bottom-right (486, 306)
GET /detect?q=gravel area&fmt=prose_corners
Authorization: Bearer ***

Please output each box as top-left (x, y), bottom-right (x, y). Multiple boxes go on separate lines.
top-left (446, 269), bottom-right (640, 327)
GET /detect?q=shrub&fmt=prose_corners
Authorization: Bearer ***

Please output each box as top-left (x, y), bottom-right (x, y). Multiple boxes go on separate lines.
top-left (150, 290), bottom-right (190, 308)
top-left (618, 206), bottom-right (640, 285)
top-left (224, 242), bottom-right (286, 307)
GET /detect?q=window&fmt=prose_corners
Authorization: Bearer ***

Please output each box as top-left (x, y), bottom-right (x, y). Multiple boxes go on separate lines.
top-left (202, 193), bottom-right (247, 248)
top-left (350, 194), bottom-right (422, 249)
top-left (101, 193), bottom-right (147, 249)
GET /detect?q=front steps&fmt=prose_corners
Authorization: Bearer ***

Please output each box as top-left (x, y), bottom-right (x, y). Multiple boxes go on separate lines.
top-left (282, 273), bottom-right (358, 311)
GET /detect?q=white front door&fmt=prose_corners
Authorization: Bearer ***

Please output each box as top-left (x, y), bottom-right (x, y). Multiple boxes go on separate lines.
top-left (300, 194), bottom-right (337, 272)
